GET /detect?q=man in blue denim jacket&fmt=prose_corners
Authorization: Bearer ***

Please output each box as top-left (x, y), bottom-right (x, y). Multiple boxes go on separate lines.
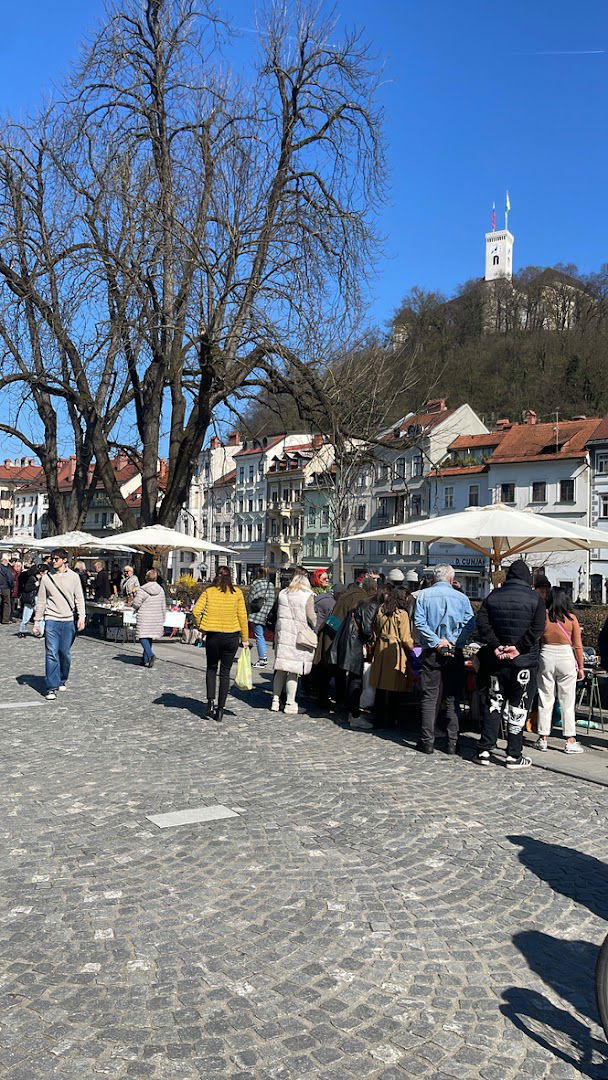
top-left (414, 564), bottom-right (475, 755)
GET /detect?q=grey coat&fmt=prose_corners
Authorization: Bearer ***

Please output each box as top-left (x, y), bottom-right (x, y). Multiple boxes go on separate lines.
top-left (274, 588), bottom-right (317, 675)
top-left (132, 581), bottom-right (166, 640)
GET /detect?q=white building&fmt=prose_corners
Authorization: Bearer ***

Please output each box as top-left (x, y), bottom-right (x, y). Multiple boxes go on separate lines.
top-left (587, 419), bottom-right (608, 602)
top-left (342, 400), bottom-right (487, 582)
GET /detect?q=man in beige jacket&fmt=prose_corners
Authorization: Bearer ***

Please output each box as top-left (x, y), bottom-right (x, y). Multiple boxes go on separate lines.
top-left (34, 549), bottom-right (85, 700)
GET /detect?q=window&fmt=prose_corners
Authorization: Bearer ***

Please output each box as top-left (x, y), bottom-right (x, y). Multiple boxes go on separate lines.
top-left (321, 508), bottom-right (329, 526)
top-left (411, 495), bottom-right (422, 517)
top-left (559, 580), bottom-right (573, 599)
top-left (319, 538), bottom-right (328, 557)
top-left (501, 483), bottom-right (515, 503)
top-left (601, 495), bottom-right (608, 519)
top-left (225, 500), bottom-right (231, 513)
top-left (493, 254), bottom-right (499, 266)
top-left (283, 488), bottom-right (289, 503)
top-left (258, 460), bottom-right (264, 475)
top-left (247, 523), bottom-right (253, 542)
top-left (249, 465), bottom-right (254, 481)
top-left (411, 541), bottom-right (421, 555)
top-left (308, 507), bottom-right (316, 525)
top-left (238, 498), bottom-right (244, 512)
top-left (597, 452), bottom-right (608, 473)
top-left (358, 540), bottom-right (365, 555)
top-left (412, 453), bottom-right (424, 478)
top-left (395, 457), bottom-right (406, 480)
top-left (258, 498), bottom-right (264, 511)
top-left (395, 541), bottom-right (402, 556)
top-left (271, 519), bottom-right (278, 536)
top-left (531, 482), bottom-right (546, 503)
top-left (224, 525), bottom-right (231, 542)
top-left (377, 463), bottom-right (389, 483)
top-left (269, 551), bottom-right (275, 564)
top-left (444, 486), bottom-right (454, 509)
top-left (468, 484), bottom-right (479, 507)
top-left (378, 497), bottom-right (389, 518)
top-left (357, 503), bottom-right (366, 521)
top-left (238, 467), bottom-right (244, 483)
top-left (560, 479), bottom-right (575, 503)
top-left (377, 540), bottom-right (386, 555)
top-left (237, 521), bottom-right (243, 541)
top-left (257, 523), bottom-right (263, 541)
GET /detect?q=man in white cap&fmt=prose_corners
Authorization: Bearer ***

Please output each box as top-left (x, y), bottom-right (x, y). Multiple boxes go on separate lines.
top-left (387, 568), bottom-right (404, 584)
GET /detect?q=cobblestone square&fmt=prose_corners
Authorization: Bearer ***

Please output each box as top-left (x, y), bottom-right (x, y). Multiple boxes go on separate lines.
top-left (1, 628), bottom-right (607, 1078)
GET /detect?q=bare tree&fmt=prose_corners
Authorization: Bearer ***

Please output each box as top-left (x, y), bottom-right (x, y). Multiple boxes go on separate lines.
top-left (0, 0), bottom-right (384, 532)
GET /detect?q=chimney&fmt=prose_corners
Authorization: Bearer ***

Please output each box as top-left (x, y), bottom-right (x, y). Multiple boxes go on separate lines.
top-left (20, 457), bottom-right (27, 467)
top-left (495, 419), bottom-right (511, 431)
top-left (523, 409), bottom-right (537, 425)
top-left (425, 398), bottom-right (447, 414)
top-left (312, 433), bottom-right (324, 450)
top-left (4, 459), bottom-right (11, 467)
top-left (209, 436), bottom-right (221, 450)
top-left (228, 431), bottom-right (241, 446)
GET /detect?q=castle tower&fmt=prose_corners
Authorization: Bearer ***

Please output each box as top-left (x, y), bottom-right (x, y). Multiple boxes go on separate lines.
top-left (485, 227), bottom-right (514, 281)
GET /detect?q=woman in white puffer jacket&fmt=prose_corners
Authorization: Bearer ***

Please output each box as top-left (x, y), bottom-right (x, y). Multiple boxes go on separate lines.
top-left (272, 571), bottom-right (316, 714)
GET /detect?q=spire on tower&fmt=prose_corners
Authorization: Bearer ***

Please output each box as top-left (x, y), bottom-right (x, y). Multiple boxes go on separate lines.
top-left (505, 190), bottom-right (511, 230)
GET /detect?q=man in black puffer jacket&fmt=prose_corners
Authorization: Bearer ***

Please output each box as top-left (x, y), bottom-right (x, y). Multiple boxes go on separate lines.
top-left (475, 559), bottom-right (546, 770)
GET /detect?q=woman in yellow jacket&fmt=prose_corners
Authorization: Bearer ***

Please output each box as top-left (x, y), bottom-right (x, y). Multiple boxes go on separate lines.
top-left (192, 567), bottom-right (249, 722)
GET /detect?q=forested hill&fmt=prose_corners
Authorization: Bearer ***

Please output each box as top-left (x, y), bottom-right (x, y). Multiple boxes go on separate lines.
top-left (242, 263), bottom-right (608, 439)
top-left (391, 264), bottom-right (608, 424)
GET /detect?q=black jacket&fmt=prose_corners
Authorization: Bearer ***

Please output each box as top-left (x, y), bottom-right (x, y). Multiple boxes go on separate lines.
top-left (476, 560), bottom-right (546, 669)
top-left (330, 597), bottom-right (379, 676)
top-left (0, 563), bottom-right (12, 591)
top-left (94, 569), bottom-right (113, 601)
top-left (19, 568), bottom-right (40, 607)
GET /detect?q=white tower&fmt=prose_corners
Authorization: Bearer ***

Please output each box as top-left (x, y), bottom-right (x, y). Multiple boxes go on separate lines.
top-left (485, 228), bottom-right (514, 282)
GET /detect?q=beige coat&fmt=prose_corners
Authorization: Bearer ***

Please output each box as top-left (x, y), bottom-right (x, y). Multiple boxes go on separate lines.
top-left (132, 581), bottom-right (166, 640)
top-left (370, 609), bottom-right (413, 692)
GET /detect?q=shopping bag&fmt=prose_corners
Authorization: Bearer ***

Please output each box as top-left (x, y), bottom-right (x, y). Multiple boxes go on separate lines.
top-left (360, 661), bottom-right (376, 711)
top-left (235, 648), bottom-right (253, 691)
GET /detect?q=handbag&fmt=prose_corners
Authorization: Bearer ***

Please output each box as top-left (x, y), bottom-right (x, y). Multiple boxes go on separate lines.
top-left (297, 624), bottom-right (318, 650)
top-left (265, 598), bottom-right (278, 630)
top-left (325, 613), bottom-right (342, 635)
top-left (235, 648), bottom-right (253, 691)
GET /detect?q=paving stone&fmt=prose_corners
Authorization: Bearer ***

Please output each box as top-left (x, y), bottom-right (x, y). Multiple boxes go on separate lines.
top-left (1, 628), bottom-right (607, 1079)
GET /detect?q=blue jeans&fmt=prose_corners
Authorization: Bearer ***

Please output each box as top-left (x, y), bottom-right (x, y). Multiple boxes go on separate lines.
top-left (19, 604), bottom-right (34, 633)
top-left (140, 638), bottom-right (153, 663)
top-left (44, 620), bottom-right (76, 690)
top-left (253, 622), bottom-right (267, 660)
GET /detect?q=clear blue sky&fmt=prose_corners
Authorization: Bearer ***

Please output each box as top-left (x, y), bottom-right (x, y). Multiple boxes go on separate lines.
top-left (2, 0), bottom-right (607, 332)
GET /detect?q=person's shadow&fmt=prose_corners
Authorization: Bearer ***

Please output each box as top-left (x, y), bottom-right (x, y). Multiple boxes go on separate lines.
top-left (16, 673), bottom-right (47, 696)
top-left (508, 835), bottom-right (608, 923)
top-left (153, 692), bottom-right (209, 719)
top-left (501, 985), bottom-right (607, 1078)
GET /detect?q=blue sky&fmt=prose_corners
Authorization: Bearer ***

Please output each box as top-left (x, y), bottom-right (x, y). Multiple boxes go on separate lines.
top-left (2, 0), bottom-right (607, 331)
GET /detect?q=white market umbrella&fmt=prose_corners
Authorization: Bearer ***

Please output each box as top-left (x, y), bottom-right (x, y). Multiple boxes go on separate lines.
top-left (340, 503), bottom-right (608, 569)
top-left (27, 530), bottom-right (136, 554)
top-left (103, 523), bottom-right (236, 556)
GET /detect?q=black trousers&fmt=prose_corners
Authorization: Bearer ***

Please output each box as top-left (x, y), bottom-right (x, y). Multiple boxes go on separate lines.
top-left (205, 631), bottom-right (240, 709)
top-left (478, 664), bottom-right (537, 761)
top-left (0, 588), bottom-right (10, 624)
top-left (419, 648), bottom-right (464, 749)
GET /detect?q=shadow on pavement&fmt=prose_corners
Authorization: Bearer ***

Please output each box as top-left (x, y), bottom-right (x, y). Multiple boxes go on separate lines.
top-left (16, 673), bottom-right (46, 696)
top-left (153, 692), bottom-right (207, 718)
top-left (112, 653), bottom-right (145, 666)
top-left (501, 986), bottom-right (607, 1078)
top-left (508, 835), bottom-right (608, 922)
top-left (513, 930), bottom-right (599, 1023)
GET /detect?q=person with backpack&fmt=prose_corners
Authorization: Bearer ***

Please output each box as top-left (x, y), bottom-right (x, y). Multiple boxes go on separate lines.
top-left (33, 549), bottom-right (85, 700)
top-left (247, 566), bottom-right (276, 668)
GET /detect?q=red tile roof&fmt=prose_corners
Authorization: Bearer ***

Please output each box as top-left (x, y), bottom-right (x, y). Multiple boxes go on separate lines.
top-left (391, 408), bottom-right (457, 438)
top-left (234, 435), bottom-right (284, 458)
top-left (214, 469), bottom-right (236, 487)
top-left (431, 465), bottom-right (488, 477)
top-left (588, 418), bottom-right (608, 443)
top-left (489, 418), bottom-right (600, 463)
top-left (449, 433), bottom-right (504, 451)
top-left (0, 464), bottom-right (42, 484)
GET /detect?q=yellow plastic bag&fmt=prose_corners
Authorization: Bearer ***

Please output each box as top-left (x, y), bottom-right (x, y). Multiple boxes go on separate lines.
top-left (235, 648), bottom-right (253, 691)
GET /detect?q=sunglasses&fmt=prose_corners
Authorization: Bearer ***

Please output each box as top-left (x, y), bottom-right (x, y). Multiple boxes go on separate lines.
top-left (51, 555), bottom-right (64, 562)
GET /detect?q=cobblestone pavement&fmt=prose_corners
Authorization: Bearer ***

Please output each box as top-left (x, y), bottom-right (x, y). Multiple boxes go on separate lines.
top-left (1, 628), bottom-right (608, 1079)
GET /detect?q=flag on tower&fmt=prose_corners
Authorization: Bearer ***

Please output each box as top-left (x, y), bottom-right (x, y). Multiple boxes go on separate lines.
top-left (491, 202), bottom-right (496, 231)
top-left (505, 190), bottom-right (511, 213)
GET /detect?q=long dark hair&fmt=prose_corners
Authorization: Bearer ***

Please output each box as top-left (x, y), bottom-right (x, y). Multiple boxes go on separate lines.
top-left (382, 586), bottom-right (410, 616)
top-left (547, 585), bottom-right (574, 624)
top-left (214, 566), bottom-right (235, 593)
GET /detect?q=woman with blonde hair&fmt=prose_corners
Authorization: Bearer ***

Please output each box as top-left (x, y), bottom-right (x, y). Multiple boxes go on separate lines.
top-left (271, 569), bottom-right (317, 714)
top-left (193, 566), bottom-right (249, 722)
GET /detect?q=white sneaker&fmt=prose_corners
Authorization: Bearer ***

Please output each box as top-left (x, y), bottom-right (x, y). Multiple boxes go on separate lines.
top-left (505, 755), bottom-right (532, 770)
top-left (564, 740), bottom-right (584, 754)
top-left (535, 736), bottom-right (548, 751)
top-left (253, 658), bottom-right (268, 668)
top-left (45, 690), bottom-right (57, 701)
top-left (284, 702), bottom-right (298, 715)
top-left (270, 696), bottom-right (281, 712)
top-left (58, 685), bottom-right (67, 692)
top-left (349, 714), bottom-right (373, 731)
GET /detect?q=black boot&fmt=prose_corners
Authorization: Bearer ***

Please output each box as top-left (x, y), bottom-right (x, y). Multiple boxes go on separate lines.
top-left (204, 700), bottom-right (216, 719)
top-left (214, 707), bottom-right (224, 723)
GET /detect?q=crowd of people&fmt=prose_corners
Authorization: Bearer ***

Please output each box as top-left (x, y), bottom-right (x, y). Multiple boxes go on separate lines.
top-left (1, 548), bottom-right (601, 766)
